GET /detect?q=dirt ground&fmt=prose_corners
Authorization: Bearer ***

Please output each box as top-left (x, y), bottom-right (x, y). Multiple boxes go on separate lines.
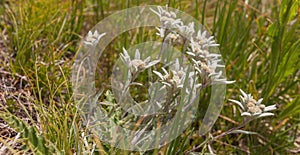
top-left (0, 30), bottom-right (33, 153)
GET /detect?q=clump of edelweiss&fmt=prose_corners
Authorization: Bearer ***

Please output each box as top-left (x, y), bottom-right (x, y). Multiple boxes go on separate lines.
top-left (84, 30), bottom-right (106, 46)
top-left (151, 6), bottom-right (234, 86)
top-left (187, 30), bottom-right (234, 85)
top-left (229, 89), bottom-right (277, 118)
top-left (120, 48), bottom-right (159, 74)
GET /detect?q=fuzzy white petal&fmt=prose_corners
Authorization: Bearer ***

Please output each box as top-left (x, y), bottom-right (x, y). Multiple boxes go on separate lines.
top-left (264, 105), bottom-right (276, 112)
top-left (229, 99), bottom-right (245, 111)
top-left (144, 57), bottom-right (151, 63)
top-left (162, 82), bottom-right (172, 87)
top-left (153, 71), bottom-right (164, 80)
top-left (257, 113), bottom-right (274, 118)
top-left (135, 49), bottom-right (140, 59)
top-left (122, 47), bottom-right (130, 57)
top-left (257, 98), bottom-right (263, 105)
top-left (240, 89), bottom-right (248, 98)
top-left (241, 112), bottom-right (252, 117)
top-left (162, 67), bottom-right (168, 75)
top-left (145, 60), bottom-right (159, 68)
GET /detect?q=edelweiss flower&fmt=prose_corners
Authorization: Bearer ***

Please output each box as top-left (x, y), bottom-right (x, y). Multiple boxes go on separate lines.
top-left (178, 22), bottom-right (195, 39)
top-left (187, 39), bottom-right (210, 60)
top-left (191, 55), bottom-right (234, 85)
top-left (229, 89), bottom-right (277, 118)
top-left (194, 30), bottom-right (219, 48)
top-left (84, 30), bottom-right (106, 46)
top-left (153, 59), bottom-right (186, 89)
top-left (153, 68), bottom-right (184, 89)
top-left (150, 6), bottom-right (182, 37)
top-left (120, 48), bottom-right (159, 73)
top-left (187, 36), bottom-right (219, 61)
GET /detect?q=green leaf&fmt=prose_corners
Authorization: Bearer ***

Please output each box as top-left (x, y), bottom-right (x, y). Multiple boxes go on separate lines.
top-left (267, 23), bottom-right (279, 38)
top-left (278, 96), bottom-right (300, 119)
top-left (274, 40), bottom-right (300, 84)
top-left (279, 0), bottom-right (299, 24)
top-left (0, 114), bottom-right (51, 154)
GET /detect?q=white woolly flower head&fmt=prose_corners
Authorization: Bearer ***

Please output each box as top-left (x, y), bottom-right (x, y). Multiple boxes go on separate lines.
top-left (151, 5), bottom-right (182, 37)
top-left (84, 30), bottom-right (106, 46)
top-left (120, 48), bottom-right (159, 73)
top-left (194, 30), bottom-right (219, 48)
top-left (187, 38), bottom-right (210, 60)
top-left (229, 89), bottom-right (277, 118)
top-left (178, 22), bottom-right (195, 39)
top-left (191, 54), bottom-right (234, 85)
top-left (153, 59), bottom-right (187, 90)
